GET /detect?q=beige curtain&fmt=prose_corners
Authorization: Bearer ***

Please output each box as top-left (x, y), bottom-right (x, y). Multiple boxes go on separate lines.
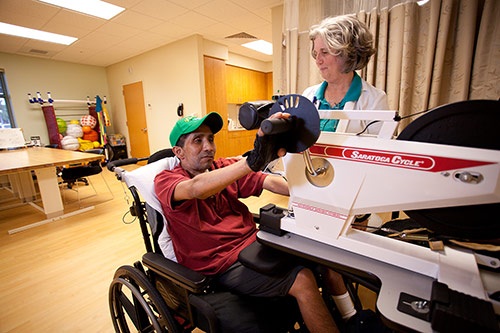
top-left (281, 0), bottom-right (500, 132)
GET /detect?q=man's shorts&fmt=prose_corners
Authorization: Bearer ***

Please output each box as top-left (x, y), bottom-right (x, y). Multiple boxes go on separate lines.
top-left (215, 260), bottom-right (304, 297)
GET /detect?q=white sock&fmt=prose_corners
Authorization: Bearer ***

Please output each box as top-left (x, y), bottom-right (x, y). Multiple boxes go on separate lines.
top-left (332, 292), bottom-right (357, 320)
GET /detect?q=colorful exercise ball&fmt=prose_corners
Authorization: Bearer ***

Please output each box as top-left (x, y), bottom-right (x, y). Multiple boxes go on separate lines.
top-left (61, 136), bottom-right (80, 150)
top-left (56, 118), bottom-right (67, 134)
top-left (66, 123), bottom-right (83, 138)
top-left (80, 115), bottom-right (97, 129)
top-left (83, 129), bottom-right (99, 142)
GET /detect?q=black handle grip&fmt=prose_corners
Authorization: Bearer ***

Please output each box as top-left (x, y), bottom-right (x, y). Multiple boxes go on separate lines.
top-left (106, 158), bottom-right (139, 171)
top-left (261, 118), bottom-right (295, 135)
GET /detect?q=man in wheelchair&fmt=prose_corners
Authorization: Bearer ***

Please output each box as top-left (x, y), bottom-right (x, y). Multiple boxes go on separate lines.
top-left (153, 111), bottom-right (365, 333)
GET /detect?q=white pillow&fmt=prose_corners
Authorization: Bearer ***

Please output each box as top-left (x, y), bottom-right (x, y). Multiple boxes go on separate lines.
top-left (123, 156), bottom-right (179, 261)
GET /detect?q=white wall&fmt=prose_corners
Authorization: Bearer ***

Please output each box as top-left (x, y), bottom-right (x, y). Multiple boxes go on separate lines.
top-left (0, 52), bottom-right (110, 145)
top-left (106, 35), bottom-right (207, 155)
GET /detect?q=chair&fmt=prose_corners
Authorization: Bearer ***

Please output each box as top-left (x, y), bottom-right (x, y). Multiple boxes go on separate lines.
top-left (59, 149), bottom-right (113, 207)
top-left (107, 149), bottom-right (303, 333)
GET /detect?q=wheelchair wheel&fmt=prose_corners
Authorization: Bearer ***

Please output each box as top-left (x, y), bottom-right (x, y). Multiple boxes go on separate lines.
top-left (109, 265), bottom-right (180, 332)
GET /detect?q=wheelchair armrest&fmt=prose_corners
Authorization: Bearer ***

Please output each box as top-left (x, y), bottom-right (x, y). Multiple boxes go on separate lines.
top-left (142, 252), bottom-right (210, 293)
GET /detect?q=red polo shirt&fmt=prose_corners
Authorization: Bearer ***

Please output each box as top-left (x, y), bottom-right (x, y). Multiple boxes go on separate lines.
top-left (154, 158), bottom-right (267, 275)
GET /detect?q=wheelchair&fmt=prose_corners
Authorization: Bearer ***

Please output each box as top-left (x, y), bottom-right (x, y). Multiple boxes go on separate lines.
top-left (107, 149), bottom-right (304, 333)
top-left (107, 149), bottom-right (389, 333)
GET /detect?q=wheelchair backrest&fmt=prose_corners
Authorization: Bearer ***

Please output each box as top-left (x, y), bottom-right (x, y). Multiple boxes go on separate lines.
top-left (123, 152), bottom-right (179, 261)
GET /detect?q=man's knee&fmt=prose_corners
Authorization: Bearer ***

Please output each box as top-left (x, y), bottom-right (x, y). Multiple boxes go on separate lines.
top-left (288, 268), bottom-right (319, 297)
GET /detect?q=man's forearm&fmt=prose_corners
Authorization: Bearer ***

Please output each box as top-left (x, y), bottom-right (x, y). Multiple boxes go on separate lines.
top-left (182, 158), bottom-right (252, 200)
top-left (263, 175), bottom-right (289, 196)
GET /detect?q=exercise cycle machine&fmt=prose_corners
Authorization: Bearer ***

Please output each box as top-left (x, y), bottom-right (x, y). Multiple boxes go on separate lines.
top-left (239, 95), bottom-right (500, 333)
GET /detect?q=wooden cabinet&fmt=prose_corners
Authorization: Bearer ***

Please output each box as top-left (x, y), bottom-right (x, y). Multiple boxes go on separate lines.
top-left (266, 72), bottom-right (273, 100)
top-left (225, 65), bottom-right (243, 104)
top-left (224, 66), bottom-right (271, 156)
top-left (204, 56), bottom-right (228, 158)
top-left (204, 58), bottom-right (272, 158)
top-left (226, 129), bottom-right (258, 157)
top-left (225, 65), bottom-right (269, 103)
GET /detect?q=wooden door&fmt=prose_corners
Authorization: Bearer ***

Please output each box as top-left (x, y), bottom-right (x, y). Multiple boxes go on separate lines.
top-left (123, 81), bottom-right (150, 158)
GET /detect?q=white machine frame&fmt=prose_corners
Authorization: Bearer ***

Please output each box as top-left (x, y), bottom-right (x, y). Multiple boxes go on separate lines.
top-left (278, 110), bottom-right (499, 322)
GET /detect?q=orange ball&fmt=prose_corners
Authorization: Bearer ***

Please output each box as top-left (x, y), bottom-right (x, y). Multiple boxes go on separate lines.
top-left (83, 129), bottom-right (99, 142)
top-left (82, 126), bottom-right (92, 133)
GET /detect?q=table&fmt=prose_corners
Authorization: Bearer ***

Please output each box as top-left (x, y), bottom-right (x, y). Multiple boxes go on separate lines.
top-left (0, 147), bottom-right (104, 233)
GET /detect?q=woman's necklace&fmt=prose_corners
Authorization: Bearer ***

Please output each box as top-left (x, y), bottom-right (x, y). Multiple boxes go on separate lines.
top-left (329, 100), bottom-right (340, 108)
top-left (325, 73), bottom-right (353, 107)
top-left (325, 90), bottom-right (345, 108)
top-left (325, 87), bottom-right (349, 108)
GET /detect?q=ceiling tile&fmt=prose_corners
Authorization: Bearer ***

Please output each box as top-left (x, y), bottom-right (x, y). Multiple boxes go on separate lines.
top-left (17, 39), bottom-right (67, 58)
top-left (119, 32), bottom-right (168, 52)
top-left (43, 9), bottom-right (104, 35)
top-left (106, 0), bottom-right (143, 9)
top-left (99, 22), bottom-right (142, 40)
top-left (130, 0), bottom-right (189, 21)
top-left (112, 9), bottom-right (163, 30)
top-left (42, 15), bottom-right (101, 39)
top-left (51, 45), bottom-right (96, 63)
top-left (168, 11), bottom-right (218, 30)
top-left (225, 12), bottom-right (270, 32)
top-left (0, 35), bottom-right (26, 53)
top-left (73, 31), bottom-right (123, 51)
top-left (194, 0), bottom-right (249, 23)
top-left (168, 0), bottom-right (213, 10)
top-left (201, 22), bottom-right (241, 40)
top-left (0, 2), bottom-right (55, 29)
top-left (149, 21), bottom-right (191, 38)
top-left (0, 0), bottom-right (59, 24)
top-left (229, 0), bottom-right (282, 11)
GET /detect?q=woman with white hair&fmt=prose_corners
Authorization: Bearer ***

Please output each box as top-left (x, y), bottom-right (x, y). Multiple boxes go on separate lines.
top-left (303, 14), bottom-right (389, 135)
top-left (303, 15), bottom-right (390, 326)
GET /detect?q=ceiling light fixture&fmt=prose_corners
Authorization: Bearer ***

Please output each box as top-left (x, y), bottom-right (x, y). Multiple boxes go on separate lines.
top-left (0, 22), bottom-right (77, 45)
top-left (39, 0), bottom-right (125, 20)
top-left (242, 40), bottom-right (273, 55)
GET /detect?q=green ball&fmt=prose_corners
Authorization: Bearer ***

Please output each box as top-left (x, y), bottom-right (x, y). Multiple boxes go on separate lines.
top-left (56, 118), bottom-right (67, 134)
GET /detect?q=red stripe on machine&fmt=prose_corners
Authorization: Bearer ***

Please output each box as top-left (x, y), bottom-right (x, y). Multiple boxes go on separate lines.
top-left (309, 144), bottom-right (495, 172)
top-left (292, 201), bottom-right (348, 220)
